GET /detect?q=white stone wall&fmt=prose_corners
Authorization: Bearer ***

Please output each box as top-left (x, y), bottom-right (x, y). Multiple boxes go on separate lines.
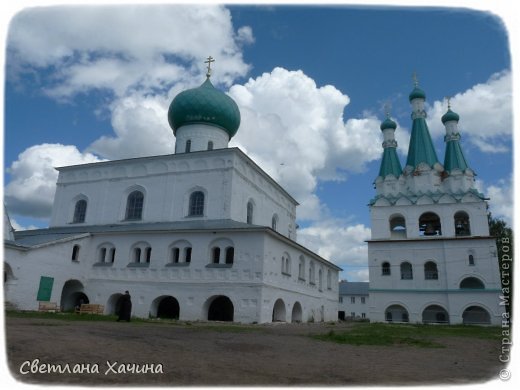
top-left (50, 149), bottom-right (297, 239)
top-left (174, 124), bottom-right (230, 153)
top-left (338, 295), bottom-right (369, 319)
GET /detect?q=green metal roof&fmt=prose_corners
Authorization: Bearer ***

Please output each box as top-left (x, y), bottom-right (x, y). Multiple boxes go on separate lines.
top-left (444, 139), bottom-right (469, 173)
top-left (378, 147), bottom-right (403, 178)
top-left (441, 109), bottom-right (460, 124)
top-left (168, 78), bottom-right (241, 138)
top-left (380, 117), bottom-right (397, 131)
top-left (405, 117), bottom-right (440, 168)
top-left (409, 86), bottom-right (426, 101)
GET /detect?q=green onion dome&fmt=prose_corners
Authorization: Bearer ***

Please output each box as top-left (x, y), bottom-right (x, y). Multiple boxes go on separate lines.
top-left (380, 117), bottom-right (397, 131)
top-left (168, 78), bottom-right (241, 139)
top-left (409, 86), bottom-right (426, 102)
top-left (441, 108), bottom-right (460, 124)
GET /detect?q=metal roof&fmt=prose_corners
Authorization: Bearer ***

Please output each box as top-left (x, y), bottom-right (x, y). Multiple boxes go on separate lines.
top-left (339, 281), bottom-right (369, 296)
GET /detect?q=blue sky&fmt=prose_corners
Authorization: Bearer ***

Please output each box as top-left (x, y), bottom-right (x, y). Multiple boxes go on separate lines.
top-left (2, 2), bottom-right (514, 281)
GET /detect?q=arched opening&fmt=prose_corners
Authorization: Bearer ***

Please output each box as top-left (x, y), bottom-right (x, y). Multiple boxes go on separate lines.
top-left (272, 299), bottom-right (286, 322)
top-left (389, 215), bottom-right (406, 238)
top-left (207, 296), bottom-right (234, 322)
top-left (106, 293), bottom-right (124, 316)
top-left (207, 141), bottom-right (214, 151)
top-left (462, 306), bottom-right (491, 325)
top-left (246, 201), bottom-right (254, 224)
top-left (400, 262), bottom-right (413, 280)
top-left (151, 296), bottom-right (180, 319)
top-left (460, 277), bottom-right (485, 289)
top-left (271, 214), bottom-right (278, 231)
top-left (225, 247), bottom-right (234, 264)
top-left (424, 261), bottom-right (438, 280)
top-left (385, 304), bottom-right (409, 323)
top-left (4, 262), bottom-right (15, 284)
top-left (419, 212), bottom-right (442, 236)
top-left (291, 302), bottom-right (302, 323)
top-left (382, 262), bottom-right (391, 276)
top-left (422, 305), bottom-right (449, 324)
top-left (454, 211), bottom-right (471, 236)
top-left (60, 280), bottom-right (89, 312)
top-left (185, 139), bottom-right (191, 153)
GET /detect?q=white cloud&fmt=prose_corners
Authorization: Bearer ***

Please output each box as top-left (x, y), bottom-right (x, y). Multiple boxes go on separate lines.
top-left (298, 219), bottom-right (371, 281)
top-left (229, 67), bottom-right (383, 220)
top-left (484, 178), bottom-right (514, 227)
top-left (7, 5), bottom-right (252, 98)
top-left (9, 218), bottom-right (38, 232)
top-left (426, 70), bottom-right (512, 153)
top-left (5, 144), bottom-right (103, 218)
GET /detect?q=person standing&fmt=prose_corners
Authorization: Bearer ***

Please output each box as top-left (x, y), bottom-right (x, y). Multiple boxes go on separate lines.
top-left (117, 290), bottom-right (132, 322)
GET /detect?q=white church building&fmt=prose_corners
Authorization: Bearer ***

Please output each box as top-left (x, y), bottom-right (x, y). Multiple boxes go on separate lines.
top-left (367, 79), bottom-right (504, 325)
top-left (4, 61), bottom-right (341, 323)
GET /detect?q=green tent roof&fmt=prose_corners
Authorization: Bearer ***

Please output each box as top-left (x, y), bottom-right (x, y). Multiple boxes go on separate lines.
top-left (444, 139), bottom-right (469, 173)
top-left (378, 147), bottom-right (403, 178)
top-left (405, 117), bottom-right (440, 168)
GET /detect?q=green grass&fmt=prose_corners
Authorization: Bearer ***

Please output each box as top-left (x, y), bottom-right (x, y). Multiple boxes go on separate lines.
top-left (312, 322), bottom-right (502, 348)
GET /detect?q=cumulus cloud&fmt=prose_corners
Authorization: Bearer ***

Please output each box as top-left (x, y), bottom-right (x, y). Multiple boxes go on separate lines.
top-left (229, 68), bottom-right (383, 219)
top-left (7, 5), bottom-right (252, 98)
top-left (5, 144), bottom-right (103, 218)
top-left (484, 178), bottom-right (514, 227)
top-left (298, 218), bottom-right (371, 281)
top-left (426, 70), bottom-right (512, 153)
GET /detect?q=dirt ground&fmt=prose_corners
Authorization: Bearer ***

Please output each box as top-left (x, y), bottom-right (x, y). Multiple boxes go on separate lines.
top-left (5, 317), bottom-right (506, 386)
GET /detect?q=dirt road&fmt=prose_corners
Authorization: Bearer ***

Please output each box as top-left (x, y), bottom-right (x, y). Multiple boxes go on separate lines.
top-left (5, 317), bottom-right (505, 386)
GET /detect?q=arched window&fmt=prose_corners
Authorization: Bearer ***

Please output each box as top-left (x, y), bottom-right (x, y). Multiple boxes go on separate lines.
top-left (189, 191), bottom-right (205, 216)
top-left (134, 247), bottom-right (142, 263)
top-left (454, 211), bottom-right (471, 236)
top-left (207, 141), bottom-right (214, 150)
top-left (109, 248), bottom-right (116, 263)
top-left (318, 269), bottom-right (323, 291)
top-left (309, 262), bottom-right (315, 285)
top-left (172, 248), bottom-right (180, 263)
top-left (468, 254), bottom-right (475, 266)
top-left (98, 243), bottom-right (115, 264)
top-left (145, 247), bottom-right (152, 263)
top-left (327, 270), bottom-right (332, 290)
top-left (212, 247), bottom-right (220, 264)
top-left (460, 277), bottom-right (485, 289)
top-left (419, 212), bottom-right (442, 236)
top-left (272, 214), bottom-right (278, 231)
top-left (400, 262), bottom-right (413, 280)
top-left (71, 245), bottom-right (80, 261)
top-left (382, 262), bottom-right (391, 276)
top-left (185, 247), bottom-right (192, 263)
top-left (246, 201), bottom-right (254, 224)
top-left (298, 256), bottom-right (305, 280)
top-left (73, 200), bottom-right (87, 223)
top-left (424, 261), bottom-right (438, 280)
top-left (125, 191), bottom-right (144, 220)
top-left (389, 215), bottom-right (406, 238)
top-left (185, 139), bottom-right (191, 153)
top-left (225, 247), bottom-right (234, 264)
top-left (99, 247), bottom-right (107, 263)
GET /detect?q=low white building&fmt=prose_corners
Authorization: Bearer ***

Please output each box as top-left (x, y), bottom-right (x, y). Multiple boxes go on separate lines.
top-left (367, 80), bottom-right (504, 325)
top-left (4, 65), bottom-right (341, 323)
top-left (338, 281), bottom-right (369, 320)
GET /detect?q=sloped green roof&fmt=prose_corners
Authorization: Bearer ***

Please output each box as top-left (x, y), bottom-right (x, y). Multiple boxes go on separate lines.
top-left (379, 147), bottom-right (403, 178)
top-left (405, 118), bottom-right (440, 168)
top-left (168, 78), bottom-right (241, 138)
top-left (444, 139), bottom-right (469, 173)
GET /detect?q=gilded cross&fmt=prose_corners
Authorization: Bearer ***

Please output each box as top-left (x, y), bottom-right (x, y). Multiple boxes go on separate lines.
top-left (205, 56), bottom-right (215, 78)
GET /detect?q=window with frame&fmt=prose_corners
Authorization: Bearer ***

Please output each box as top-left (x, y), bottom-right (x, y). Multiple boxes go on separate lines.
top-left (109, 248), bottom-right (116, 263)
top-left (382, 262), bottom-right (391, 276)
top-left (134, 247), bottom-right (142, 263)
top-left (73, 199), bottom-right (87, 223)
top-left (71, 245), bottom-right (80, 261)
top-left (172, 247), bottom-right (180, 263)
top-left (212, 247), bottom-right (220, 264)
top-left (424, 261), bottom-right (438, 280)
top-left (298, 256), bottom-right (305, 280)
top-left (185, 139), bottom-right (191, 153)
top-left (225, 247), bottom-right (234, 264)
top-left (272, 214), bottom-right (278, 231)
top-left (468, 254), bottom-right (475, 266)
top-left (350, 296), bottom-right (355, 304)
top-left (125, 191), bottom-right (144, 220)
top-left (400, 262), bottom-right (413, 280)
top-left (185, 247), bottom-right (192, 263)
top-left (189, 191), bottom-right (205, 216)
top-left (99, 247), bottom-right (107, 263)
top-left (246, 201), bottom-right (254, 224)
top-left (327, 270), bottom-right (332, 290)
top-left (145, 247), bottom-right (152, 263)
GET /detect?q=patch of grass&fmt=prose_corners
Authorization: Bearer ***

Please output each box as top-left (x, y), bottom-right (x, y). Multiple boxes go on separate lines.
top-left (311, 322), bottom-right (502, 348)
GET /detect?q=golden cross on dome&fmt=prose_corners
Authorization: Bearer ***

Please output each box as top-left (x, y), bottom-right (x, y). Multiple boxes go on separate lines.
top-left (205, 56), bottom-right (215, 78)
top-left (445, 96), bottom-right (452, 109)
top-left (412, 71), bottom-right (419, 87)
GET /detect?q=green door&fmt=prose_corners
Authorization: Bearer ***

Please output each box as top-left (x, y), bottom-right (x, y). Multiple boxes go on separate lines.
top-left (36, 276), bottom-right (54, 301)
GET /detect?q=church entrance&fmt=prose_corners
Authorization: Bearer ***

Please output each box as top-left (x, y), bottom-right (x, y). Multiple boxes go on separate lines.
top-left (151, 296), bottom-right (180, 319)
top-left (60, 279), bottom-right (89, 311)
top-left (206, 296), bottom-right (234, 322)
top-left (272, 299), bottom-right (286, 322)
top-left (291, 301), bottom-right (302, 323)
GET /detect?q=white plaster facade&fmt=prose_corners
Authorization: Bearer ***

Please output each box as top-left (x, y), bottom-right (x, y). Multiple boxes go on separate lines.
top-left (5, 147), bottom-right (339, 323)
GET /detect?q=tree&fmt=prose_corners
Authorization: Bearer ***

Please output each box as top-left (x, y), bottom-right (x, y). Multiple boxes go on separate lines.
top-left (488, 213), bottom-right (513, 319)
